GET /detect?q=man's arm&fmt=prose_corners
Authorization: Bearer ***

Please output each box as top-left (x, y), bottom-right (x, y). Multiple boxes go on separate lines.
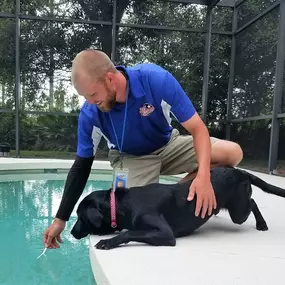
top-left (182, 114), bottom-right (216, 218)
top-left (55, 155), bottom-right (94, 221)
top-left (44, 156), bottom-right (93, 248)
top-left (56, 108), bottom-right (101, 221)
top-left (147, 66), bottom-right (216, 218)
top-left (43, 107), bottom-right (101, 248)
top-left (181, 112), bottom-right (211, 179)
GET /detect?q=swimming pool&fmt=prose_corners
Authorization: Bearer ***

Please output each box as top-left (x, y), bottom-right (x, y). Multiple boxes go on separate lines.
top-left (0, 171), bottom-right (177, 285)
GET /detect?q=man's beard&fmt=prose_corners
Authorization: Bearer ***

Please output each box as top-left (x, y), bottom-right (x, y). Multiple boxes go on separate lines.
top-left (97, 90), bottom-right (116, 112)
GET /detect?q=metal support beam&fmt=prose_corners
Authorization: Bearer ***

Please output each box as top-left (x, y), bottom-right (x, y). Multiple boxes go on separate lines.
top-left (15, 0), bottom-right (20, 157)
top-left (0, 109), bottom-right (15, 113)
top-left (277, 113), bottom-right (285, 118)
top-left (118, 22), bottom-right (232, 35)
top-left (111, 0), bottom-right (117, 62)
top-left (17, 15), bottom-right (232, 36)
top-left (118, 22), bottom-right (206, 34)
top-left (268, 0), bottom-right (285, 173)
top-left (165, 0), bottom-right (235, 7)
top-left (211, 30), bottom-right (232, 35)
top-left (226, 5), bottom-right (237, 139)
top-left (235, 1), bottom-right (280, 35)
top-left (208, 0), bottom-right (221, 9)
top-left (165, 0), bottom-right (208, 4)
top-left (230, 114), bottom-right (272, 123)
top-left (217, 0), bottom-right (235, 8)
top-left (5, 14), bottom-right (232, 37)
top-left (19, 15), bottom-right (112, 26)
top-left (235, 0), bottom-right (246, 8)
top-left (22, 110), bottom-right (80, 116)
top-left (201, 7), bottom-right (212, 122)
top-left (0, 12), bottom-right (15, 18)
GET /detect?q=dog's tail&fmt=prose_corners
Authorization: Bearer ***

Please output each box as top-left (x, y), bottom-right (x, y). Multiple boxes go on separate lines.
top-left (242, 170), bottom-right (285, 198)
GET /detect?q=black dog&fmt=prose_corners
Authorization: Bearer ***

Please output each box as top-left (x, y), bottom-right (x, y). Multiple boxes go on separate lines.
top-left (71, 167), bottom-right (285, 250)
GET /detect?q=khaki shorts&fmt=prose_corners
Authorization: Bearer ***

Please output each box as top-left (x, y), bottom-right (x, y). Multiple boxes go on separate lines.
top-left (108, 129), bottom-right (218, 187)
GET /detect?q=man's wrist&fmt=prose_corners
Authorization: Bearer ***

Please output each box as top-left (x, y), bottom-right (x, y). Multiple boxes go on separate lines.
top-left (197, 166), bottom-right (211, 180)
top-left (54, 217), bottom-right (67, 225)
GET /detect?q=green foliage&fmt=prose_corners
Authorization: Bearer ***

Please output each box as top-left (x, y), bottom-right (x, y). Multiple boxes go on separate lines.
top-left (0, 19), bottom-right (15, 109)
top-left (0, 113), bottom-right (15, 146)
top-left (117, 27), bottom-right (205, 113)
top-left (0, 0), bottom-right (284, 163)
top-left (237, 0), bottom-right (277, 27)
top-left (208, 34), bottom-right (231, 121)
top-left (0, 0), bottom-right (15, 13)
top-left (0, 112), bottom-right (78, 152)
top-left (231, 120), bottom-right (271, 160)
top-left (233, 7), bottom-right (279, 118)
top-left (123, 1), bottom-right (206, 28)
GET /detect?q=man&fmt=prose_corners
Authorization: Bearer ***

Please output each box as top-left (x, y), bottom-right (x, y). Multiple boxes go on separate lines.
top-left (43, 50), bottom-right (243, 249)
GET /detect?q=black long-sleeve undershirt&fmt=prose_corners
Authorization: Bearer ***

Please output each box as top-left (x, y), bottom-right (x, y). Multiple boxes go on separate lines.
top-left (55, 155), bottom-right (94, 221)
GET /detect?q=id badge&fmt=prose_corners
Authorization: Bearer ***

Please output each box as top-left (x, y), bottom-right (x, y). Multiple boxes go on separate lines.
top-left (113, 168), bottom-right (129, 191)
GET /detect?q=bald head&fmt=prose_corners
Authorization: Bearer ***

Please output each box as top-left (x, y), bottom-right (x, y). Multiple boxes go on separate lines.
top-left (70, 49), bottom-right (127, 111)
top-left (71, 50), bottom-right (117, 89)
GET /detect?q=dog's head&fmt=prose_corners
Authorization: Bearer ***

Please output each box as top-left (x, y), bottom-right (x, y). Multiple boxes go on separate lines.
top-left (71, 188), bottom-right (127, 239)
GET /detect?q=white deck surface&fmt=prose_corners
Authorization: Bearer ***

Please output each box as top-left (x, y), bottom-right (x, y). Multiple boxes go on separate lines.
top-left (0, 157), bottom-right (112, 171)
top-left (89, 170), bottom-right (285, 285)
top-left (1, 158), bottom-right (285, 284)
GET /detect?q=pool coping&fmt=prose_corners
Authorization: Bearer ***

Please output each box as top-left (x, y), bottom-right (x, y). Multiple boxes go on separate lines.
top-left (0, 157), bottom-right (112, 171)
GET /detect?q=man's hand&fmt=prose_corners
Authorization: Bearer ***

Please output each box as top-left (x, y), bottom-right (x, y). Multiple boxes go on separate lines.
top-left (187, 175), bottom-right (217, 218)
top-left (43, 218), bottom-right (66, 249)
top-left (180, 112), bottom-right (217, 218)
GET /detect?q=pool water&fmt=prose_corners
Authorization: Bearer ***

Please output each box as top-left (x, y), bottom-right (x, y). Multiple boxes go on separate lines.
top-left (0, 172), bottom-right (115, 285)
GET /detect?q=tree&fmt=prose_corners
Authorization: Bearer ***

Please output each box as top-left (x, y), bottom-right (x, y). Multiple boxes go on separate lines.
top-left (0, 0), bottom-right (283, 163)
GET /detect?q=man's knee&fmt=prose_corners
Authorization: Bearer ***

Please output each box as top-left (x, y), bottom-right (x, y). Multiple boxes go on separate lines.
top-left (230, 142), bottom-right (243, 165)
top-left (211, 139), bottom-right (243, 167)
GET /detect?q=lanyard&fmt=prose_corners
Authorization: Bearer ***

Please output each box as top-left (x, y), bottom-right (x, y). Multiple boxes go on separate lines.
top-left (109, 83), bottom-right (129, 169)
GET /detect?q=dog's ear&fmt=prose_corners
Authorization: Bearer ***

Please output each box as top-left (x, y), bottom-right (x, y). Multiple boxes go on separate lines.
top-left (86, 207), bottom-right (103, 228)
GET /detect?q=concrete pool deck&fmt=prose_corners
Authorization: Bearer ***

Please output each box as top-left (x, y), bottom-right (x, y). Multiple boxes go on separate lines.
top-left (1, 157), bottom-right (285, 285)
top-left (0, 157), bottom-right (113, 172)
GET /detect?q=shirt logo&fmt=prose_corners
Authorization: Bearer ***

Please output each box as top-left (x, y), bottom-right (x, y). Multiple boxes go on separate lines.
top-left (139, 103), bottom-right (155, 116)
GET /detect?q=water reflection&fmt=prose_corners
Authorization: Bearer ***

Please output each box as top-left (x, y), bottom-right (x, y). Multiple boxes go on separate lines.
top-left (0, 176), bottom-right (112, 285)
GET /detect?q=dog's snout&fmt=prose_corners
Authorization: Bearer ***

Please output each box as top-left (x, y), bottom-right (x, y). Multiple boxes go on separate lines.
top-left (71, 218), bottom-right (89, 239)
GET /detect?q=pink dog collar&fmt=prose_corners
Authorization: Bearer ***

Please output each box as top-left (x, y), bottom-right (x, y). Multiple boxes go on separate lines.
top-left (110, 190), bottom-right (117, 228)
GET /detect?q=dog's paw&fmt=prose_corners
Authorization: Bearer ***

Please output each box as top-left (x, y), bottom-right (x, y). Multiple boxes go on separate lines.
top-left (95, 239), bottom-right (114, 250)
top-left (256, 221), bottom-right (268, 231)
top-left (95, 238), bottom-right (118, 250)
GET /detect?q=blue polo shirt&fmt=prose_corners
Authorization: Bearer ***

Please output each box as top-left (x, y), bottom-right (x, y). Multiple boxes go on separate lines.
top-left (76, 63), bottom-right (196, 157)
